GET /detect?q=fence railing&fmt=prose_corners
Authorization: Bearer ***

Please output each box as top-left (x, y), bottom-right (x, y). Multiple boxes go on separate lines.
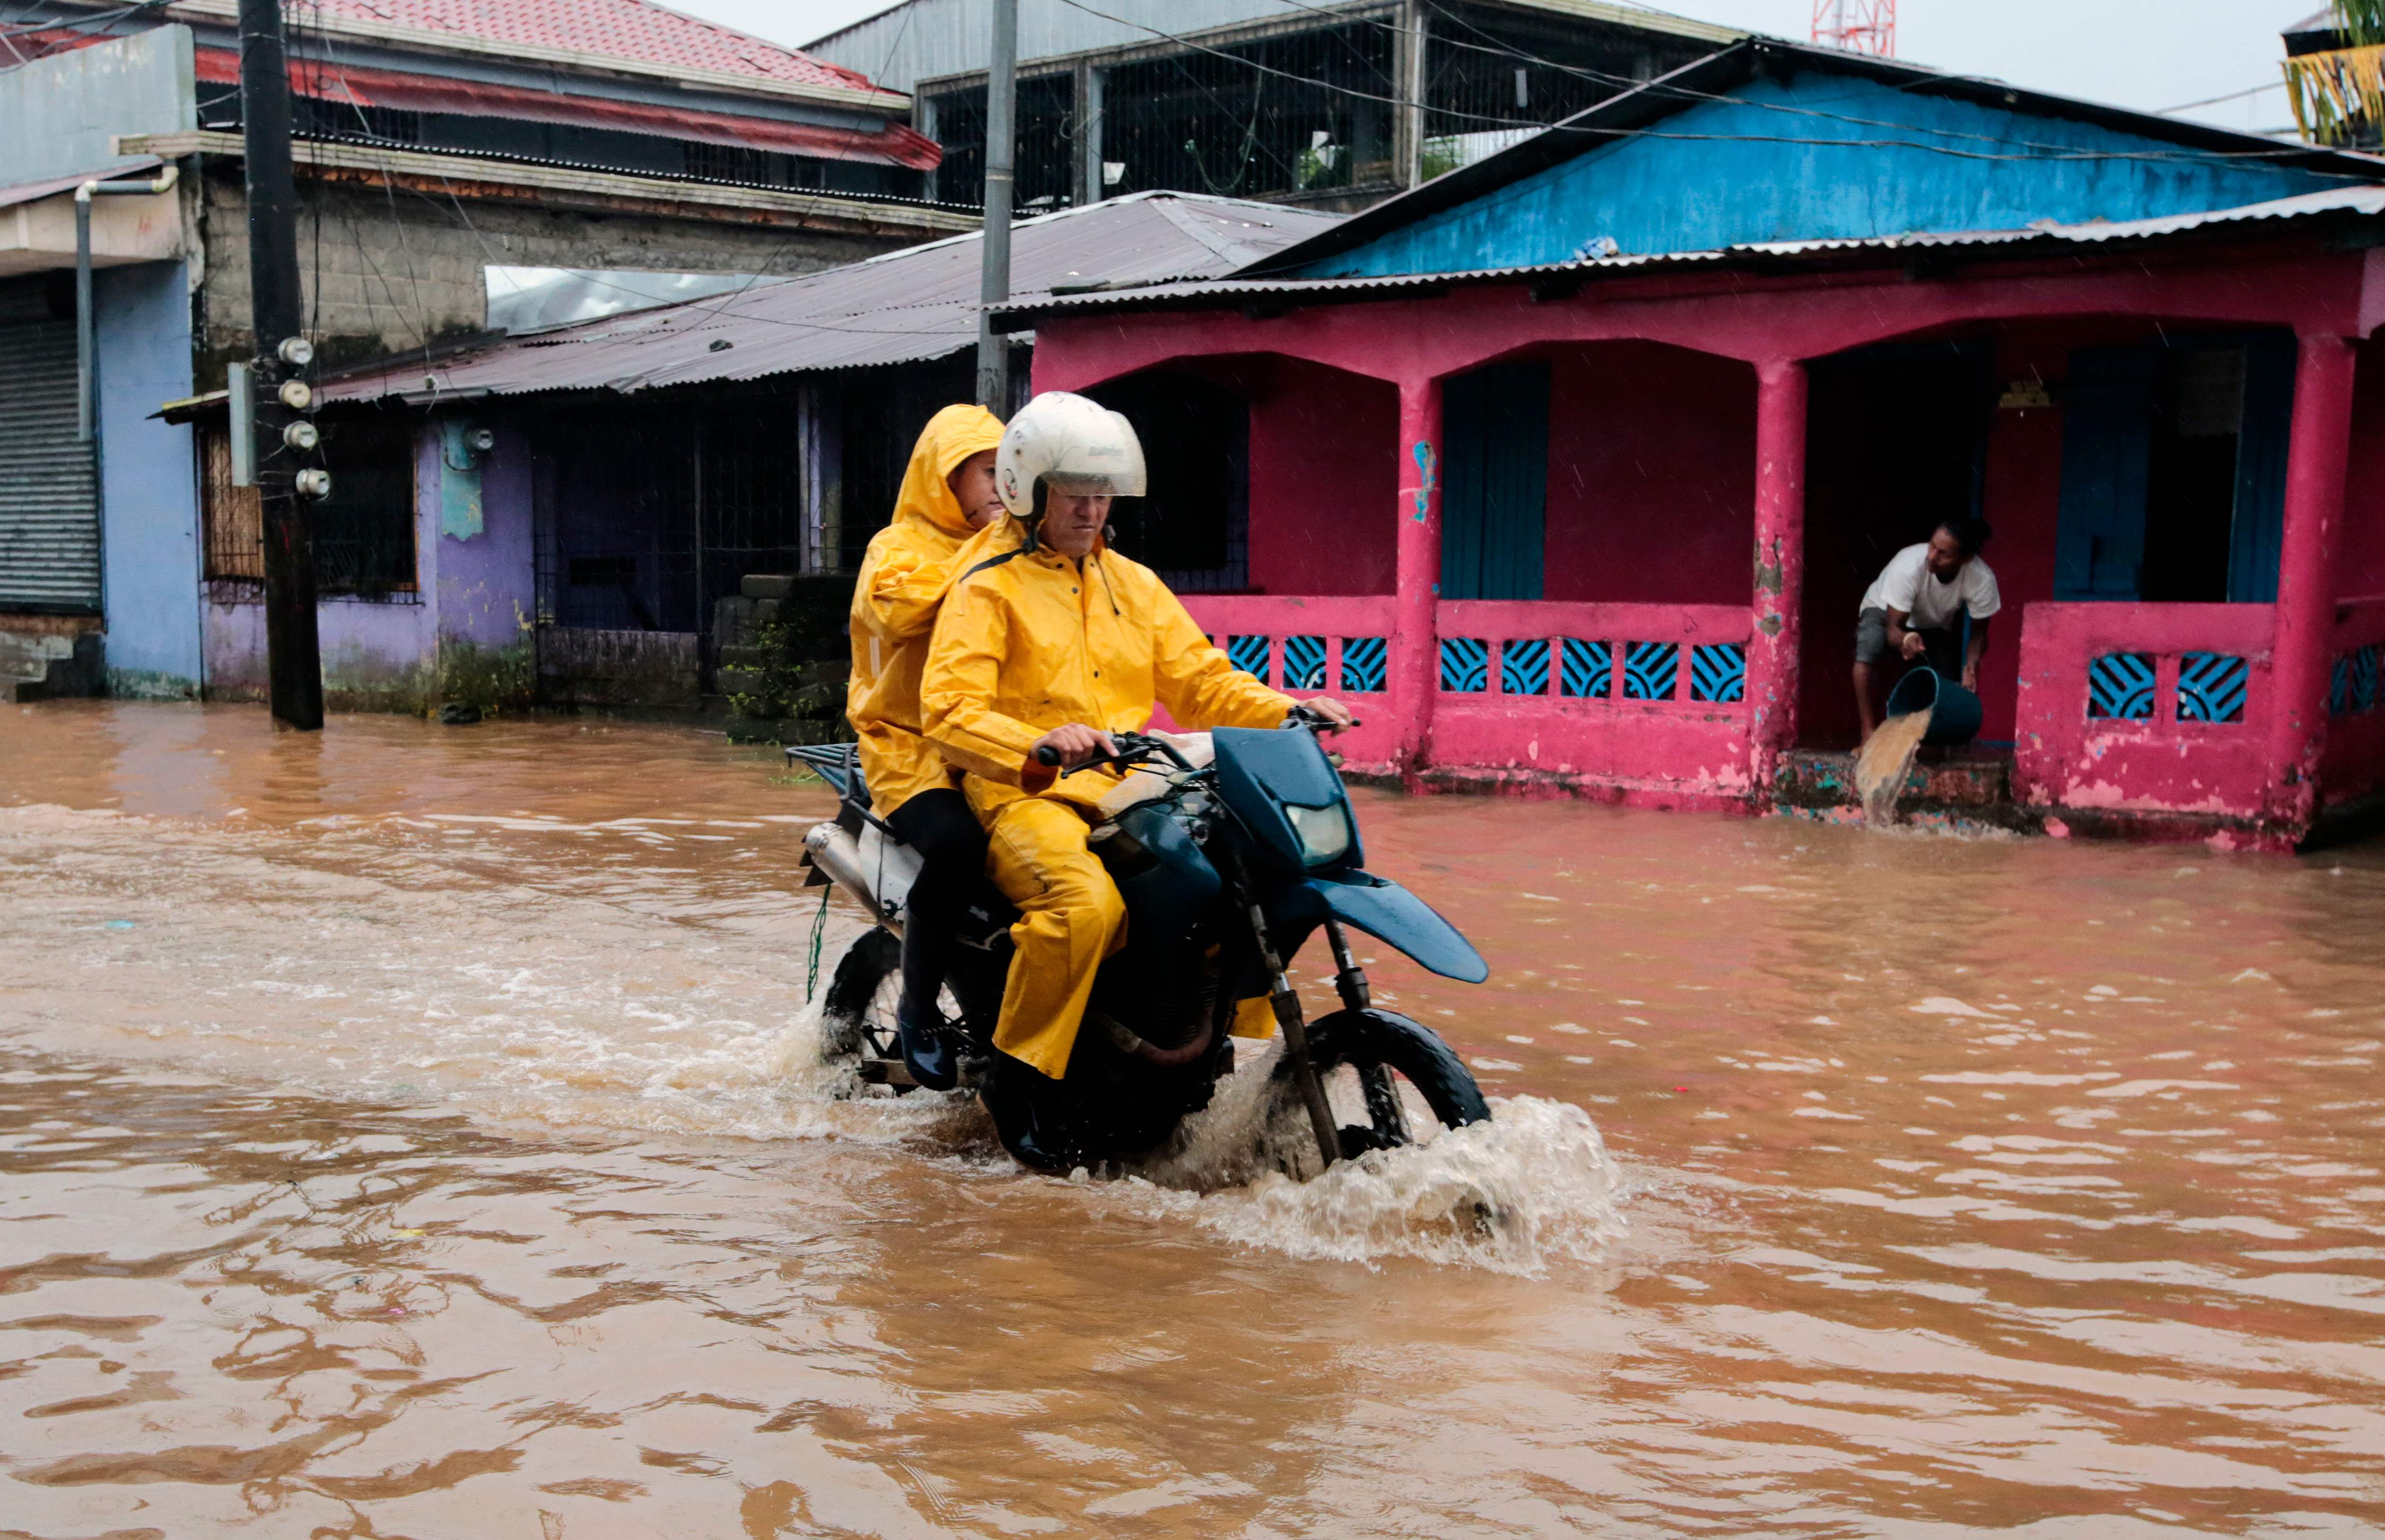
top-left (1430, 600), bottom-right (1751, 707)
top-left (1179, 594), bottom-right (1403, 768)
top-left (1176, 596), bottom-right (1755, 794)
top-left (2014, 602), bottom-right (2275, 817)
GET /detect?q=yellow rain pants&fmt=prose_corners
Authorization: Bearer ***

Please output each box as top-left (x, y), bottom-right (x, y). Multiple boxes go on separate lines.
top-left (844, 404), bottom-right (1006, 818)
top-left (921, 539), bottom-right (1296, 1079)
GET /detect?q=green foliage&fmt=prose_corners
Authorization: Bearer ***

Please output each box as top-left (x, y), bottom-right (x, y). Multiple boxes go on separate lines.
top-left (436, 638), bottom-right (534, 716)
top-left (2339, 0), bottom-right (2385, 49)
top-left (723, 619), bottom-right (852, 745)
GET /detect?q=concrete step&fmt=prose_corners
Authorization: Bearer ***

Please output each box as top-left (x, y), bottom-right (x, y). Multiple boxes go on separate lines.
top-left (1777, 745), bottom-right (2013, 812)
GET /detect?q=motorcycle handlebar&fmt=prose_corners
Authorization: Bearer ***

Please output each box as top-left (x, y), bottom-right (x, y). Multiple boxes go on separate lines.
top-left (1033, 714), bottom-right (1351, 773)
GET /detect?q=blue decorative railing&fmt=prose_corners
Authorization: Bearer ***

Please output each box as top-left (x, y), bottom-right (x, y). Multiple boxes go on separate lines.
top-left (1559, 638), bottom-right (1612, 698)
top-left (2331, 642), bottom-right (2382, 716)
top-left (1689, 642), bottom-right (1748, 704)
top-left (1621, 641), bottom-right (1679, 701)
top-left (1227, 634), bottom-right (1271, 679)
top-left (2087, 652), bottom-right (2158, 721)
top-left (1281, 634), bottom-right (1329, 690)
top-left (1340, 636), bottom-right (1387, 693)
top-left (1500, 639), bottom-right (1550, 696)
top-left (1438, 637), bottom-right (1490, 693)
top-left (2177, 651), bottom-right (2250, 723)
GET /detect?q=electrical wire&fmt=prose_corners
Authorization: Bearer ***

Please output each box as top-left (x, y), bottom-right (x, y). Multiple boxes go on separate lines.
top-left (1046, 0), bottom-right (2358, 174)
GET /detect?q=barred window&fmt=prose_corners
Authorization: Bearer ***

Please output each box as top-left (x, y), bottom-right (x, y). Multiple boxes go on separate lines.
top-left (200, 417), bottom-right (418, 602)
top-left (315, 417), bottom-right (418, 600)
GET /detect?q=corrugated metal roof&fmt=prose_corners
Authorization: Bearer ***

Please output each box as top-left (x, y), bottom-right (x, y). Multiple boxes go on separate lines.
top-left (316, 191), bottom-right (1343, 405)
top-left (996, 183), bottom-right (2385, 321)
top-left (212, 0), bottom-right (881, 93)
top-left (803, 0), bottom-right (1737, 95)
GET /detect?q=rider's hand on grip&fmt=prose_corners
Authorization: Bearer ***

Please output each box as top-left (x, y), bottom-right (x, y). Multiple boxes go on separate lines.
top-left (1028, 723), bottom-right (1117, 771)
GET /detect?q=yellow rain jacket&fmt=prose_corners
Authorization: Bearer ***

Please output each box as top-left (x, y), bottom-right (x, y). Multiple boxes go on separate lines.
top-left (844, 404), bottom-right (1007, 817)
top-left (921, 538), bottom-right (1295, 1077)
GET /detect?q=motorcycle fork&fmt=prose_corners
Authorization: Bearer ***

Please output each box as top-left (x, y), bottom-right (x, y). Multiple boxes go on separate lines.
top-left (1219, 853), bottom-right (1339, 1171)
top-left (1322, 915), bottom-right (1409, 1144)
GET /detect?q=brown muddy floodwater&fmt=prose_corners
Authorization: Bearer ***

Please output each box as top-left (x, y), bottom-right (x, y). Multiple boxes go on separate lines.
top-left (4, 701), bottom-right (2385, 1538)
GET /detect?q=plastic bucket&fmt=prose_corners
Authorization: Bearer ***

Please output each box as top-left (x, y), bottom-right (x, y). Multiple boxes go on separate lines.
top-left (1884, 666), bottom-right (1983, 747)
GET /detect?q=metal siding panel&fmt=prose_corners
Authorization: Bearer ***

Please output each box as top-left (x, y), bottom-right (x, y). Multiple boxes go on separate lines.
top-left (0, 318), bottom-right (101, 611)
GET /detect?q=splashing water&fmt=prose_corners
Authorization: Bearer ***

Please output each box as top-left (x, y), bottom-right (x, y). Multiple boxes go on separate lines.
top-left (1855, 708), bottom-right (1931, 824)
top-left (1104, 1041), bottom-right (1629, 1274)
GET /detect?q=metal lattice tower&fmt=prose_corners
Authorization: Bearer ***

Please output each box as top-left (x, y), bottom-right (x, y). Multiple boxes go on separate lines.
top-left (1812, 0), bottom-right (1896, 56)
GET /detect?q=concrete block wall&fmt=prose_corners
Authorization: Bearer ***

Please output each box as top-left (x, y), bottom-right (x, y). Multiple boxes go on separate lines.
top-left (195, 170), bottom-right (900, 380)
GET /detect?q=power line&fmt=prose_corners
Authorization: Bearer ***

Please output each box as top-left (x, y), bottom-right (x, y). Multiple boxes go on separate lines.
top-left (1046, 0), bottom-right (2355, 174)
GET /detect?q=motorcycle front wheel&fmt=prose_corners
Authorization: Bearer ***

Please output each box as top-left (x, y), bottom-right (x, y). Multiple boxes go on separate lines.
top-left (1284, 1007), bottom-right (1491, 1164)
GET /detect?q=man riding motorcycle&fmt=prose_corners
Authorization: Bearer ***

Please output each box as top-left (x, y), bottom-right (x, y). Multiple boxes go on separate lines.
top-left (919, 392), bottom-right (1354, 1140)
top-left (845, 402), bottom-right (1007, 1090)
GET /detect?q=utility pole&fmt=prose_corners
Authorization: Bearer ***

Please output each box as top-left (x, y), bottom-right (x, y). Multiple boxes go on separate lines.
top-left (975, 0), bottom-right (1017, 412)
top-left (238, 0), bottom-right (329, 729)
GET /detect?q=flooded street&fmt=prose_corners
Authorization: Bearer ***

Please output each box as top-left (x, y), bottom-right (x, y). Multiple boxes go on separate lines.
top-left (5, 701), bottom-right (2384, 1536)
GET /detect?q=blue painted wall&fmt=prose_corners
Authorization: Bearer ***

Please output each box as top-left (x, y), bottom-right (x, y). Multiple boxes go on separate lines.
top-left (97, 259), bottom-right (201, 696)
top-left (1301, 75), bottom-right (2349, 278)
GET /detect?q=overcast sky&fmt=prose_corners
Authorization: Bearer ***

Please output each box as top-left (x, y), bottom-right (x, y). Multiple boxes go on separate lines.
top-left (676, 0), bottom-right (2320, 135)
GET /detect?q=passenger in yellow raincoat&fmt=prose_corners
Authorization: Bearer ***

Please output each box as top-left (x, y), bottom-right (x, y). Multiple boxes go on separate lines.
top-left (920, 393), bottom-right (1353, 1108)
top-left (845, 402), bottom-right (1006, 1089)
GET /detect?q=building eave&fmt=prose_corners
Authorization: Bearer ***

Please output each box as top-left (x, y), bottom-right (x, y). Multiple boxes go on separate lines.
top-left (116, 130), bottom-right (978, 238)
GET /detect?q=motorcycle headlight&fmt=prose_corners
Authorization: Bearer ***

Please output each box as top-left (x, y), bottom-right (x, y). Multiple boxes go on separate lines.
top-left (1283, 801), bottom-right (1351, 868)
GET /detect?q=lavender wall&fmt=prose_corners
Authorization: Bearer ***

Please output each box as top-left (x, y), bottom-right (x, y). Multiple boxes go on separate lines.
top-left (202, 416), bottom-right (534, 705)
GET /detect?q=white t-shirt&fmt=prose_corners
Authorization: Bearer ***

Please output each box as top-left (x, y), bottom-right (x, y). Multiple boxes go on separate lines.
top-left (1860, 544), bottom-right (2000, 632)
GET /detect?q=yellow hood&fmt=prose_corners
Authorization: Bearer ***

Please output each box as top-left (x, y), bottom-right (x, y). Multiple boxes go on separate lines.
top-left (843, 403), bottom-right (1006, 818)
top-left (893, 403), bottom-right (1006, 540)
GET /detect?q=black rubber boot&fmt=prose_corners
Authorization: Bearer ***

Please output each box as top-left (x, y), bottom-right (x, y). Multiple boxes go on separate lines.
top-left (984, 1058), bottom-right (1074, 1171)
top-left (894, 999), bottom-right (957, 1091)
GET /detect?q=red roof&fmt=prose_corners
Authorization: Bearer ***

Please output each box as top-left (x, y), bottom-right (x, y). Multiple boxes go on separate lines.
top-left (280, 0), bottom-right (884, 94)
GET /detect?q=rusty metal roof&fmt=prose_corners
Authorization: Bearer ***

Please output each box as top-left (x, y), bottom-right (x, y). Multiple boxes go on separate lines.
top-left (318, 191), bottom-right (1343, 406)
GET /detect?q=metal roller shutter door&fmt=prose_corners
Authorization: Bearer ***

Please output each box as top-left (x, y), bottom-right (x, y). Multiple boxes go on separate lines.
top-left (0, 317), bottom-right (100, 612)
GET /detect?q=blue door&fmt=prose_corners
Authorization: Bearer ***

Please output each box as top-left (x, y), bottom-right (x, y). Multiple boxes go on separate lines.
top-left (2227, 334), bottom-right (2294, 604)
top-left (2054, 346), bottom-right (2159, 600)
top-left (1439, 361), bottom-right (1548, 601)
top-left (2055, 337), bottom-right (2294, 602)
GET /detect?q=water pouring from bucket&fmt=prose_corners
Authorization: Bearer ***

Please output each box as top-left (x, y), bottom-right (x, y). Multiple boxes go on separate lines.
top-left (1856, 668), bottom-right (1983, 825)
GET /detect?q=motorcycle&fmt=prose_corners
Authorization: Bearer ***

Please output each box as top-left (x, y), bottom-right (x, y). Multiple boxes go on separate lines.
top-left (791, 707), bottom-right (1493, 1175)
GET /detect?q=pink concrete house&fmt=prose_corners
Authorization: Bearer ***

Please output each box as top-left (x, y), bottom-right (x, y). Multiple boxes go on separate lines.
top-left (999, 39), bottom-right (2385, 850)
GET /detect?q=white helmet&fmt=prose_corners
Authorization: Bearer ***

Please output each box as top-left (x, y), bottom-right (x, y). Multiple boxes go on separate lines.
top-left (995, 391), bottom-right (1147, 519)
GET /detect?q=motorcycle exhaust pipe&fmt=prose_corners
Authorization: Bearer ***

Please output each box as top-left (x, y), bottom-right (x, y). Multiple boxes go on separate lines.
top-left (802, 821), bottom-right (901, 935)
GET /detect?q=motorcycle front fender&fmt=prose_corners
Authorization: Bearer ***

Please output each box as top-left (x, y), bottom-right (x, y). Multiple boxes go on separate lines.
top-left (1304, 870), bottom-right (1488, 984)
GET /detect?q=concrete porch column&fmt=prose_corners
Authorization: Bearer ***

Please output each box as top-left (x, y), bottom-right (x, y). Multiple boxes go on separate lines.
top-left (1746, 358), bottom-right (1809, 800)
top-left (2266, 330), bottom-right (2358, 835)
top-left (1393, 374), bottom-right (1443, 777)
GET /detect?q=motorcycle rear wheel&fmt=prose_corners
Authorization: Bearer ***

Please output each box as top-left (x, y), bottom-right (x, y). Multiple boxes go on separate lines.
top-left (1288, 1007), bottom-right (1491, 1163)
top-left (819, 926), bottom-right (899, 1062)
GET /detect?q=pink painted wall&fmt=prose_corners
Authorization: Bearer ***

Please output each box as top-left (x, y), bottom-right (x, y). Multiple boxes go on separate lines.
top-left (1968, 326), bottom-right (2076, 742)
top-left (1245, 358), bottom-right (1399, 596)
top-left (1028, 241), bottom-right (2369, 825)
top-left (2337, 334), bottom-right (2385, 600)
top-left (2012, 601), bottom-right (2277, 833)
top-left (1542, 344), bottom-right (1754, 606)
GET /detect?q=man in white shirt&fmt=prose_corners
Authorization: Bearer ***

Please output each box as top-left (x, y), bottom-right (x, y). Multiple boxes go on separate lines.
top-left (1854, 517), bottom-right (1999, 741)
